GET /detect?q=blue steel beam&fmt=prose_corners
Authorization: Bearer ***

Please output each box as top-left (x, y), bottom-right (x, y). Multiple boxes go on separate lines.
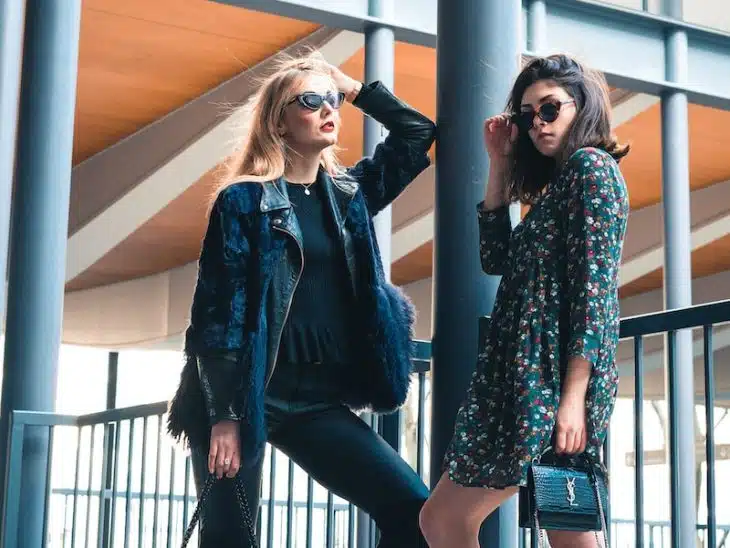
top-left (213, 0), bottom-right (730, 110)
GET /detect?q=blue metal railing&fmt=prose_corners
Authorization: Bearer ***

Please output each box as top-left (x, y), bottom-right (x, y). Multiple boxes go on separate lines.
top-left (3, 299), bottom-right (730, 547)
top-left (47, 488), bottom-right (355, 548)
top-left (0, 363), bottom-right (431, 548)
top-left (618, 299), bottom-right (730, 548)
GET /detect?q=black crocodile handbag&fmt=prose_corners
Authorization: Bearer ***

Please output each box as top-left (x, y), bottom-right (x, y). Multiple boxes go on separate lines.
top-left (181, 474), bottom-right (258, 548)
top-left (519, 447), bottom-right (609, 546)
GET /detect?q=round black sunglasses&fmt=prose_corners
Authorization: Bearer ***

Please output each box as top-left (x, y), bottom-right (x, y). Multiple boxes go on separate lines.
top-left (289, 91), bottom-right (346, 111)
top-left (512, 99), bottom-right (575, 131)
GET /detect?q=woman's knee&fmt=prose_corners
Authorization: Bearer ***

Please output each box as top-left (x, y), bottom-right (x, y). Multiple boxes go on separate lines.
top-left (419, 475), bottom-right (518, 547)
top-left (419, 494), bottom-right (474, 546)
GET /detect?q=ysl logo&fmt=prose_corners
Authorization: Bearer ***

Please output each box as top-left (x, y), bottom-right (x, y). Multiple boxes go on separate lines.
top-left (566, 477), bottom-right (578, 507)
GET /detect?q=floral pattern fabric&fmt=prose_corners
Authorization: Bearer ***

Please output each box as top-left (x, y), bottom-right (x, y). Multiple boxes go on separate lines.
top-left (443, 147), bottom-right (629, 488)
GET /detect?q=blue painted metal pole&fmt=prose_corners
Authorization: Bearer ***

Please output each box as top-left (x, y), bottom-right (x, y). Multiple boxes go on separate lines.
top-left (0, 6), bottom-right (26, 526)
top-left (432, 1), bottom-right (521, 547)
top-left (0, 0), bottom-right (26, 333)
top-left (660, 0), bottom-right (696, 546)
top-left (526, 0), bottom-right (547, 55)
top-left (359, 3), bottom-right (396, 546)
top-left (366, 0), bottom-right (395, 281)
top-left (0, 0), bottom-right (29, 525)
top-left (365, 0), bottom-right (400, 453)
top-left (0, 1), bottom-right (82, 545)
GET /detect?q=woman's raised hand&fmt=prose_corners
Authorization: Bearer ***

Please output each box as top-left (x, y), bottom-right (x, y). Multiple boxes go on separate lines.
top-left (328, 64), bottom-right (361, 103)
top-left (484, 113), bottom-right (518, 168)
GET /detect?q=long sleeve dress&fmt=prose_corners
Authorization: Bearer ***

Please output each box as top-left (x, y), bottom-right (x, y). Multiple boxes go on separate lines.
top-left (443, 147), bottom-right (629, 489)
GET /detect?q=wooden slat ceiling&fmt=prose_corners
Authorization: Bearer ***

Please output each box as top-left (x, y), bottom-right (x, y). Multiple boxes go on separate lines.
top-left (620, 234), bottom-right (730, 299)
top-left (614, 103), bottom-right (730, 210)
top-left (74, 0), bottom-right (318, 165)
top-left (615, 103), bottom-right (730, 297)
top-left (67, 1), bottom-right (730, 298)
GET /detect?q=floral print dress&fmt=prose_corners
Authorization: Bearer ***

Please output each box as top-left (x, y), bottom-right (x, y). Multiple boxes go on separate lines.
top-left (443, 147), bottom-right (629, 488)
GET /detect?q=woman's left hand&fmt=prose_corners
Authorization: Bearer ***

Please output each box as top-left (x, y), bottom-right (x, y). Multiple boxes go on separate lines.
top-left (328, 65), bottom-right (361, 102)
top-left (554, 394), bottom-right (588, 455)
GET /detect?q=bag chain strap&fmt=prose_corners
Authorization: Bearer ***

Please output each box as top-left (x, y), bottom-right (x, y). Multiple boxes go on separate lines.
top-left (180, 474), bottom-right (258, 548)
top-left (532, 470), bottom-right (608, 548)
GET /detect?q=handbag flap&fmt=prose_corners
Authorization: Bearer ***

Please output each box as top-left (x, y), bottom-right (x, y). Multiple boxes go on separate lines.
top-left (529, 463), bottom-right (608, 517)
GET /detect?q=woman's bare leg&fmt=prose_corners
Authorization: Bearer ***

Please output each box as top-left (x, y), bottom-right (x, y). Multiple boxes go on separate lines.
top-left (548, 529), bottom-right (606, 548)
top-left (419, 472), bottom-right (518, 548)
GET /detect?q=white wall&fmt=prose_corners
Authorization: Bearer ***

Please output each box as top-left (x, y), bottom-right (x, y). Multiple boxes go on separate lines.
top-left (402, 277), bottom-right (433, 340)
top-left (683, 0), bottom-right (730, 32)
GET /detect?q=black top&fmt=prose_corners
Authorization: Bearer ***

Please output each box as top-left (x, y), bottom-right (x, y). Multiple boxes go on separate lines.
top-left (278, 180), bottom-right (356, 365)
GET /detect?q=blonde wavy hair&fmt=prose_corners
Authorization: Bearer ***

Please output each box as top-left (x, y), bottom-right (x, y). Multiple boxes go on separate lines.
top-left (216, 51), bottom-right (347, 198)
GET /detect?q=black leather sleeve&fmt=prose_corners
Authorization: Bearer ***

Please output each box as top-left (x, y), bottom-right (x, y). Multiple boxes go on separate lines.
top-left (197, 353), bottom-right (241, 426)
top-left (352, 81), bottom-right (436, 153)
top-left (347, 81), bottom-right (436, 215)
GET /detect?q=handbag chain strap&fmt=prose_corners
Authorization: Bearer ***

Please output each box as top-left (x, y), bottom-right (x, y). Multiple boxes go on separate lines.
top-left (593, 471), bottom-right (609, 547)
top-left (532, 469), bottom-right (609, 548)
top-left (181, 474), bottom-right (258, 548)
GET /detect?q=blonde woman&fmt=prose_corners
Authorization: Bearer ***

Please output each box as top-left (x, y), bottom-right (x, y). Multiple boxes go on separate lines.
top-left (168, 53), bottom-right (435, 547)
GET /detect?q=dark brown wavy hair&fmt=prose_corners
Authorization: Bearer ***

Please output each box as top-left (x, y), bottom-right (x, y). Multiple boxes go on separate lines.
top-left (506, 54), bottom-right (630, 204)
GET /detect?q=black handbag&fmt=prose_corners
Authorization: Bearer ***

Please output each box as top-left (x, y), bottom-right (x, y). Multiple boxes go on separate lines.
top-left (519, 446), bottom-right (609, 547)
top-left (181, 474), bottom-right (259, 548)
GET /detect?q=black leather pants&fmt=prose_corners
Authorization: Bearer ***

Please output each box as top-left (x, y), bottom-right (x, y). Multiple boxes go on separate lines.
top-left (190, 362), bottom-right (429, 547)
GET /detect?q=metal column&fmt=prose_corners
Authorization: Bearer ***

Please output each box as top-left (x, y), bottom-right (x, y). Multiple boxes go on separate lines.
top-left (359, 3), bottom-right (396, 546)
top-left (660, 0), bottom-right (696, 546)
top-left (367, 0), bottom-right (395, 282)
top-left (432, 1), bottom-right (521, 547)
top-left (526, 0), bottom-right (547, 54)
top-left (0, 0), bottom-right (26, 330)
top-left (0, 1), bottom-right (82, 545)
top-left (0, 0), bottom-right (27, 529)
top-left (365, 0), bottom-right (400, 453)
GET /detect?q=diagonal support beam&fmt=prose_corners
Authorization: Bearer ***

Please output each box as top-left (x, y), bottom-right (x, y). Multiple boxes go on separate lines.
top-left (620, 178), bottom-right (730, 286)
top-left (394, 177), bottom-right (730, 286)
top-left (620, 207), bottom-right (730, 286)
top-left (66, 28), bottom-right (364, 282)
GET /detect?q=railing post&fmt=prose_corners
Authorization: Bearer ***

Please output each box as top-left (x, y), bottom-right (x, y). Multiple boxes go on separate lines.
top-left (1, 419), bottom-right (26, 548)
top-left (0, 1), bottom-right (82, 546)
top-left (660, 0), bottom-right (696, 547)
top-left (432, 1), bottom-right (521, 547)
top-left (100, 351), bottom-right (119, 546)
top-left (359, 3), bottom-right (396, 546)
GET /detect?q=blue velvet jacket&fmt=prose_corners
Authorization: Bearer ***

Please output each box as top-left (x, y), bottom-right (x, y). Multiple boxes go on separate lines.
top-left (167, 81), bottom-right (436, 467)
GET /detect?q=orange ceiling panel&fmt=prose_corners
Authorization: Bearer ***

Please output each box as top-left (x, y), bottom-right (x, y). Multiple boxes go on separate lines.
top-left (74, 0), bottom-right (318, 164)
